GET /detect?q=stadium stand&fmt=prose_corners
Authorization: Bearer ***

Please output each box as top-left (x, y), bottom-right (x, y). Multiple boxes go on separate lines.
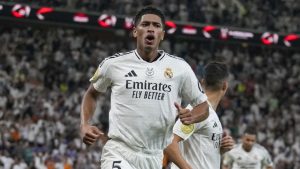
top-left (0, 1), bottom-right (300, 168)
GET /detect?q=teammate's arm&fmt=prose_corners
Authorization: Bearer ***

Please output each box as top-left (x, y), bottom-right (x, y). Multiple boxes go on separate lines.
top-left (164, 135), bottom-right (192, 169)
top-left (80, 84), bottom-right (103, 145)
top-left (220, 132), bottom-right (235, 154)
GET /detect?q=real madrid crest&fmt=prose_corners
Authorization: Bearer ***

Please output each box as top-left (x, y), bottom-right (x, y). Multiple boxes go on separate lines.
top-left (164, 68), bottom-right (173, 79)
top-left (181, 124), bottom-right (195, 134)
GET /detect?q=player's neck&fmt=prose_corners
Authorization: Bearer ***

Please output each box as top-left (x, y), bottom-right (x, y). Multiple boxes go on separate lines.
top-left (136, 48), bottom-right (159, 62)
top-left (242, 145), bottom-right (252, 152)
top-left (206, 91), bottom-right (222, 111)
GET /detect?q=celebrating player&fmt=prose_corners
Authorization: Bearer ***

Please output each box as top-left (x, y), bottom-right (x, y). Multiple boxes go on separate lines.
top-left (80, 6), bottom-right (209, 169)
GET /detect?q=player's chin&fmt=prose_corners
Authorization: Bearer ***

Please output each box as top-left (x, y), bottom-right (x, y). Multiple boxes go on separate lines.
top-left (144, 46), bottom-right (154, 52)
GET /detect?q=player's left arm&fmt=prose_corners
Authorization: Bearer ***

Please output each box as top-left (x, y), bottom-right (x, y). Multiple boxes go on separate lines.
top-left (180, 62), bottom-right (209, 125)
top-left (164, 135), bottom-right (192, 169)
top-left (175, 102), bottom-right (209, 125)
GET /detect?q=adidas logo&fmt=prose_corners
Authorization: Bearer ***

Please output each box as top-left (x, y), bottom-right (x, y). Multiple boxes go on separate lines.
top-left (213, 122), bottom-right (218, 128)
top-left (125, 70), bottom-right (137, 77)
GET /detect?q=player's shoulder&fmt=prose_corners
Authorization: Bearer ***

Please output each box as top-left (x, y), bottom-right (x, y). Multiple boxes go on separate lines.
top-left (163, 52), bottom-right (193, 70)
top-left (164, 52), bottom-right (186, 63)
top-left (113, 50), bottom-right (135, 58)
top-left (196, 105), bottom-right (216, 125)
top-left (99, 50), bottom-right (134, 66)
top-left (254, 144), bottom-right (269, 153)
top-left (224, 143), bottom-right (241, 156)
top-left (230, 143), bottom-right (243, 152)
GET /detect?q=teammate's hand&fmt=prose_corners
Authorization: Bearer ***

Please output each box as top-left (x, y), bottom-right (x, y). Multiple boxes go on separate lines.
top-left (80, 124), bottom-right (103, 146)
top-left (175, 102), bottom-right (193, 125)
top-left (220, 131), bottom-right (235, 154)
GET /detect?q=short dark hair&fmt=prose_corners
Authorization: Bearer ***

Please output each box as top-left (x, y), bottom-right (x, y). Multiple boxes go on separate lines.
top-left (134, 6), bottom-right (165, 29)
top-left (244, 126), bottom-right (257, 135)
top-left (202, 61), bottom-right (229, 91)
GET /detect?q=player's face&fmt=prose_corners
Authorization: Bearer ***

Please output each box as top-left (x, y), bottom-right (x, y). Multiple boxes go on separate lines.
top-left (242, 134), bottom-right (256, 152)
top-left (133, 14), bottom-right (165, 52)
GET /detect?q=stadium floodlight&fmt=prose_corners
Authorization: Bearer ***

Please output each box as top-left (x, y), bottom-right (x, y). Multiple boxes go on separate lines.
top-left (165, 21), bottom-right (177, 34)
top-left (36, 7), bottom-right (54, 20)
top-left (98, 14), bottom-right (117, 28)
top-left (73, 12), bottom-right (89, 23)
top-left (182, 25), bottom-right (197, 35)
top-left (11, 4), bottom-right (31, 18)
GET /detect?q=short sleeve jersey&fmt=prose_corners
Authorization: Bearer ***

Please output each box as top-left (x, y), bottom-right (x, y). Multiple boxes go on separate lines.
top-left (223, 143), bottom-right (273, 169)
top-left (90, 50), bottom-right (207, 151)
top-left (171, 104), bottom-right (223, 169)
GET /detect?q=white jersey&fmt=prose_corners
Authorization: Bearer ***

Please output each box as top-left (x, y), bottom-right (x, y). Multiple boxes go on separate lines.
top-left (223, 143), bottom-right (273, 169)
top-left (171, 103), bottom-right (223, 169)
top-left (91, 50), bottom-right (207, 152)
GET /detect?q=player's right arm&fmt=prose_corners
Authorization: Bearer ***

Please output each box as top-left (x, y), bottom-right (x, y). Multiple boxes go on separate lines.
top-left (80, 58), bottom-right (112, 145)
top-left (80, 85), bottom-right (103, 145)
top-left (164, 135), bottom-right (192, 169)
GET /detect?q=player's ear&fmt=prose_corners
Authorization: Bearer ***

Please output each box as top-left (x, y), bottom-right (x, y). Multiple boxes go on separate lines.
top-left (222, 81), bottom-right (228, 92)
top-left (133, 27), bottom-right (137, 38)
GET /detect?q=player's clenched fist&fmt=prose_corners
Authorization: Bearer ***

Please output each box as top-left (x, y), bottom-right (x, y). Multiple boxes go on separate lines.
top-left (80, 124), bottom-right (103, 145)
top-left (174, 102), bottom-right (209, 125)
top-left (174, 102), bottom-right (193, 125)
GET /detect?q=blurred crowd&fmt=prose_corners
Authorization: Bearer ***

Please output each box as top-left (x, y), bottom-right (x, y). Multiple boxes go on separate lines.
top-left (0, 26), bottom-right (299, 169)
top-left (5, 0), bottom-right (300, 33)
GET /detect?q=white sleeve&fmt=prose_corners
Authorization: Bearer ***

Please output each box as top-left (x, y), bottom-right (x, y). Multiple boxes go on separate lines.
top-left (222, 151), bottom-right (234, 166)
top-left (89, 58), bottom-right (112, 92)
top-left (173, 104), bottom-right (209, 140)
top-left (173, 119), bottom-right (195, 140)
top-left (180, 63), bottom-right (207, 106)
top-left (262, 147), bottom-right (273, 167)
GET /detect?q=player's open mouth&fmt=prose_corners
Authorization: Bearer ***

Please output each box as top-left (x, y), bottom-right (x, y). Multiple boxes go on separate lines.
top-left (145, 35), bottom-right (155, 45)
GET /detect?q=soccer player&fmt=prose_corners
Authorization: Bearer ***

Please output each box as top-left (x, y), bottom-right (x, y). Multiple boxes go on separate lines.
top-left (80, 6), bottom-right (209, 169)
top-left (222, 127), bottom-right (273, 169)
top-left (165, 61), bottom-right (235, 169)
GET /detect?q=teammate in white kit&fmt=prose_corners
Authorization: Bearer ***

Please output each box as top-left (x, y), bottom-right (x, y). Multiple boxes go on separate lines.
top-left (165, 61), bottom-right (235, 169)
top-left (80, 6), bottom-right (209, 169)
top-left (222, 127), bottom-right (273, 169)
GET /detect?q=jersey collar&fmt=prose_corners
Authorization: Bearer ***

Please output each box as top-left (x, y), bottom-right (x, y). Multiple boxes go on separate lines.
top-left (134, 50), bottom-right (165, 63)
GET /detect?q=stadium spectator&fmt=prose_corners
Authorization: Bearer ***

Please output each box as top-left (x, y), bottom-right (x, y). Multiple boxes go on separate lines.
top-left (223, 126), bottom-right (273, 169)
top-left (0, 26), bottom-right (299, 168)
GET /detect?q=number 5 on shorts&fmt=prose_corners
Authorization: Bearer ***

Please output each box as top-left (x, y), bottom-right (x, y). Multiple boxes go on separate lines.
top-left (112, 161), bottom-right (121, 169)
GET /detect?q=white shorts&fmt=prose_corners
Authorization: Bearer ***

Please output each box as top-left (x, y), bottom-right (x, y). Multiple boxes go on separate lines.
top-left (101, 139), bottom-right (163, 169)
